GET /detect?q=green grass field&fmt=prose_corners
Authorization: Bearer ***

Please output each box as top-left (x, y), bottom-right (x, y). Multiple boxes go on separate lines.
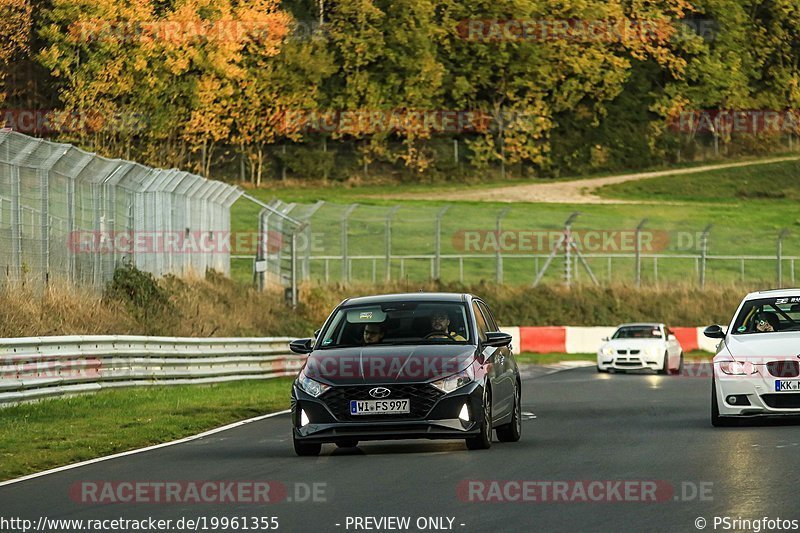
top-left (230, 156), bottom-right (800, 287)
top-left (0, 378), bottom-right (293, 481)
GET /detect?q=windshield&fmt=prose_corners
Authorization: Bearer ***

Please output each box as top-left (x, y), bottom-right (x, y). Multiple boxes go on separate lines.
top-left (318, 301), bottom-right (471, 348)
top-left (612, 326), bottom-right (663, 339)
top-left (731, 296), bottom-right (800, 334)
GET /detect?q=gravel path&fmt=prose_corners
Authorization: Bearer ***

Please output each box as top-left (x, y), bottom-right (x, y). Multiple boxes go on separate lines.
top-left (389, 156), bottom-right (800, 204)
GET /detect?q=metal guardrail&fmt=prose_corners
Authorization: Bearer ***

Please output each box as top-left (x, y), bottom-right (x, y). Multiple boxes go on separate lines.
top-left (0, 335), bottom-right (303, 404)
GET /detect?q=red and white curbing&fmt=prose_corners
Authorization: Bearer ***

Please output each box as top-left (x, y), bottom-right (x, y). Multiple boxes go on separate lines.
top-left (499, 326), bottom-right (719, 354)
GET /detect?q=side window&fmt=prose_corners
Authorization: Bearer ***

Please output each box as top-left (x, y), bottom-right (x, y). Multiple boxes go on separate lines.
top-left (477, 301), bottom-right (499, 332)
top-left (472, 302), bottom-right (488, 342)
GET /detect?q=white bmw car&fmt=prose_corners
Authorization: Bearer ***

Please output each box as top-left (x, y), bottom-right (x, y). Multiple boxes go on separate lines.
top-left (597, 323), bottom-right (684, 374)
top-left (707, 289), bottom-right (800, 426)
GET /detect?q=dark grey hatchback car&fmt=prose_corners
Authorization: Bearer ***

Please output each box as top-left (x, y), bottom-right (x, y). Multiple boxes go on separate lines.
top-left (289, 292), bottom-right (522, 456)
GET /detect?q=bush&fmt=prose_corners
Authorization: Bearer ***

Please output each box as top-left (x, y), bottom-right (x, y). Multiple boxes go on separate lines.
top-left (102, 264), bottom-right (176, 335)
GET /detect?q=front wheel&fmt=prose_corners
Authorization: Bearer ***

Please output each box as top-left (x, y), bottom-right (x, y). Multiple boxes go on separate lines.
top-left (293, 435), bottom-right (321, 456)
top-left (466, 387), bottom-right (492, 450)
top-left (657, 351), bottom-right (669, 375)
top-left (496, 383), bottom-right (521, 442)
top-left (670, 352), bottom-right (684, 375)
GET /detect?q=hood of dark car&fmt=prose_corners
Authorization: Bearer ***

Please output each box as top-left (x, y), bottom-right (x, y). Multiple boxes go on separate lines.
top-left (302, 344), bottom-right (477, 385)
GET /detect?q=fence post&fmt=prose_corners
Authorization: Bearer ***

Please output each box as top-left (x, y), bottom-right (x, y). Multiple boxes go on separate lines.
top-left (39, 168), bottom-right (49, 285)
top-left (303, 201), bottom-right (325, 281)
top-left (635, 218), bottom-right (648, 287)
top-left (777, 229), bottom-right (789, 287)
top-left (256, 209), bottom-right (269, 290)
top-left (653, 256), bottom-right (658, 285)
top-left (385, 206), bottom-right (399, 282)
top-left (434, 205), bottom-right (449, 280)
top-left (699, 224), bottom-right (712, 288)
top-left (290, 230), bottom-right (298, 308)
top-left (341, 204), bottom-right (358, 283)
top-left (495, 207), bottom-right (510, 284)
top-left (10, 164), bottom-right (21, 280)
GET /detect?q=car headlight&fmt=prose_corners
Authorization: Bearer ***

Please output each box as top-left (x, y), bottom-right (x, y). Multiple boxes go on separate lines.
top-left (296, 369), bottom-right (331, 397)
top-left (431, 365), bottom-right (475, 393)
top-left (719, 361), bottom-right (758, 375)
top-left (600, 347), bottom-right (613, 357)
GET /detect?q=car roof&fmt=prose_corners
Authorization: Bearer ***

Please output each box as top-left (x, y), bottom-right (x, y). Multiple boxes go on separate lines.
top-left (744, 288), bottom-right (800, 300)
top-left (616, 323), bottom-right (664, 328)
top-left (341, 292), bottom-right (469, 307)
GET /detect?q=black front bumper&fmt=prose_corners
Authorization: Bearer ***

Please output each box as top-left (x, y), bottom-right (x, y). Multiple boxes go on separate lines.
top-left (291, 381), bottom-right (484, 443)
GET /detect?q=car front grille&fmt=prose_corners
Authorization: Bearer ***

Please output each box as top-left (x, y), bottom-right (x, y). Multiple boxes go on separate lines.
top-left (767, 361), bottom-right (800, 378)
top-left (320, 383), bottom-right (444, 421)
top-left (761, 394), bottom-right (800, 409)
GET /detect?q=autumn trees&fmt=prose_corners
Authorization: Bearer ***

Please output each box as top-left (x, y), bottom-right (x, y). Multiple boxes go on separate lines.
top-left (0, 0), bottom-right (33, 108)
top-left (4, 0), bottom-right (800, 181)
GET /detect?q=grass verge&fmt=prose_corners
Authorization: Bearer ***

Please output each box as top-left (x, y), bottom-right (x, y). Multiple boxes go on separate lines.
top-left (0, 378), bottom-right (293, 482)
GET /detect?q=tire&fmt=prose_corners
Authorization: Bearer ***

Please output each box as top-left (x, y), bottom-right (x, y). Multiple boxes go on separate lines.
top-left (657, 351), bottom-right (669, 375)
top-left (335, 439), bottom-right (359, 448)
top-left (466, 386), bottom-right (492, 450)
top-left (597, 365), bottom-right (609, 373)
top-left (496, 382), bottom-right (521, 443)
top-left (711, 377), bottom-right (736, 427)
top-left (670, 352), bottom-right (684, 376)
top-left (293, 435), bottom-right (321, 456)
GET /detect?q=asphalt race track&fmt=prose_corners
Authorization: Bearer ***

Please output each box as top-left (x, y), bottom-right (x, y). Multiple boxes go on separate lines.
top-left (2, 364), bottom-right (799, 533)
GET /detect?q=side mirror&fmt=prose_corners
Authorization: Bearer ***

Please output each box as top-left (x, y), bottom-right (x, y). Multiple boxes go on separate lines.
top-left (484, 331), bottom-right (512, 347)
top-left (601, 336), bottom-right (609, 342)
top-left (289, 338), bottom-right (314, 354)
top-left (668, 334), bottom-right (676, 341)
top-left (703, 325), bottom-right (726, 339)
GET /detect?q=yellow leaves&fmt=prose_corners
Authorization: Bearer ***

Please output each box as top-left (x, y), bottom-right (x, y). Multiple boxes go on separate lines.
top-left (0, 0), bottom-right (32, 105)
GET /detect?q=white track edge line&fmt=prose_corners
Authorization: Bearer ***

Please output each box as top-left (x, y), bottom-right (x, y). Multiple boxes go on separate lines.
top-left (0, 409), bottom-right (291, 487)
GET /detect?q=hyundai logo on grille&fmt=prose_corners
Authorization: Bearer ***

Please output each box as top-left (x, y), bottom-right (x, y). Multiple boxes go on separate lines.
top-left (369, 387), bottom-right (391, 399)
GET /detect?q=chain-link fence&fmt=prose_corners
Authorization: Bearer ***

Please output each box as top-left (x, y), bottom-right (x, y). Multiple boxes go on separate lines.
top-left (249, 200), bottom-right (800, 290)
top-left (0, 130), bottom-right (242, 288)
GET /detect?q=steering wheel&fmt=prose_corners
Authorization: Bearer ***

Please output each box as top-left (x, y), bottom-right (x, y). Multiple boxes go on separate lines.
top-left (424, 331), bottom-right (455, 340)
